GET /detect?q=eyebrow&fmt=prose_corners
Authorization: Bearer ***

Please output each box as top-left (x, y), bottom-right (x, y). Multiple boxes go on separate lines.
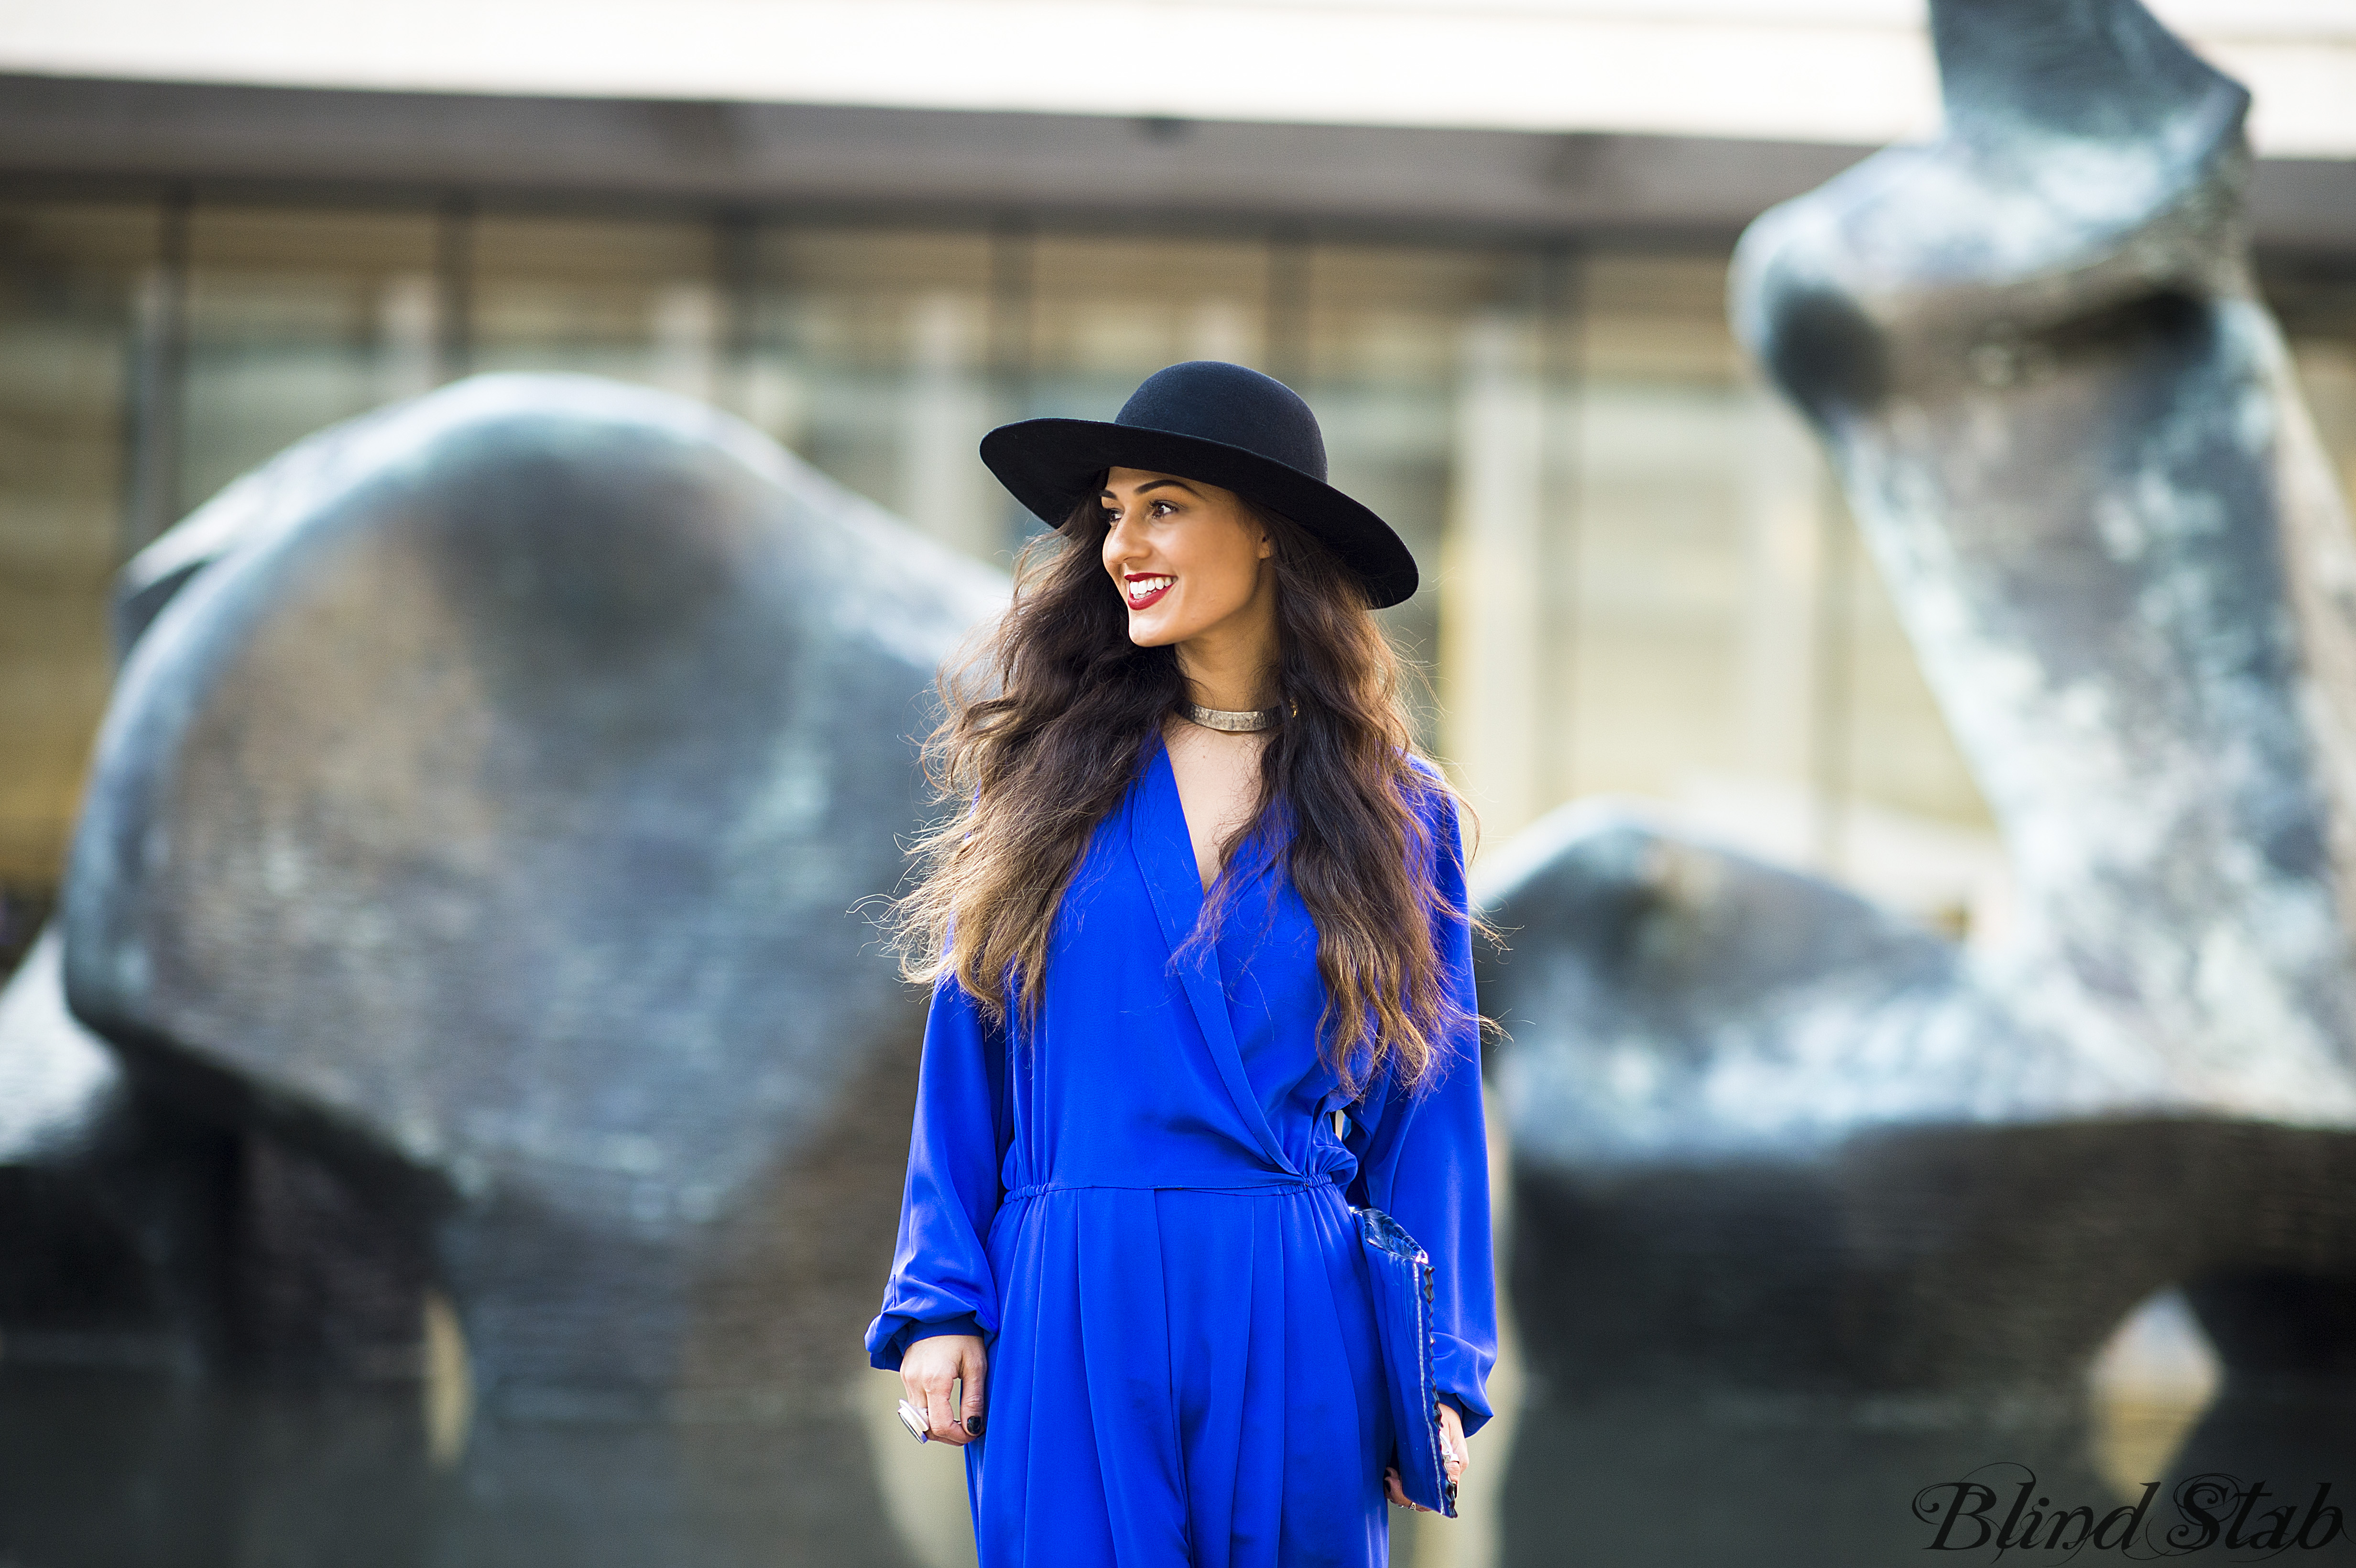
top-left (1100, 478), bottom-right (1201, 500)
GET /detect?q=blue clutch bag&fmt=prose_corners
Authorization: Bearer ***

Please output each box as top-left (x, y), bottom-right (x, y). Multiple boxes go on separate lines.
top-left (1354, 1205), bottom-right (1457, 1517)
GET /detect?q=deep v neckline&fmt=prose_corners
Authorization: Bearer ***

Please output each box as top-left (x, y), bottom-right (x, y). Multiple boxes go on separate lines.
top-left (1164, 736), bottom-right (1223, 895)
top-left (1129, 740), bottom-right (1299, 1176)
top-left (1150, 731), bottom-right (1276, 898)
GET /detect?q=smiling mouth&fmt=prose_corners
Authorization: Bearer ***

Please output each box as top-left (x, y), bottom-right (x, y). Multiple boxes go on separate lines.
top-left (1124, 573), bottom-right (1174, 610)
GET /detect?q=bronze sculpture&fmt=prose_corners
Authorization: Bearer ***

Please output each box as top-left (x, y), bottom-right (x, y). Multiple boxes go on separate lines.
top-left (1486, 0), bottom-right (2356, 1560)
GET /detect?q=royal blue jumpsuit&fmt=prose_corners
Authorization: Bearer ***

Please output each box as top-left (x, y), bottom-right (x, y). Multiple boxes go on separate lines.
top-left (866, 737), bottom-right (1496, 1566)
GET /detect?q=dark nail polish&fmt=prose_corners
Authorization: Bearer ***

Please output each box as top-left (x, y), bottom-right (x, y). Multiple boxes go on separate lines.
top-left (965, 1415), bottom-right (984, 1435)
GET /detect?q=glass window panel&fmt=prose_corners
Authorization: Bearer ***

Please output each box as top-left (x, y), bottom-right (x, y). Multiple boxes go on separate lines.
top-left (1836, 500), bottom-right (1992, 830)
top-left (1024, 236), bottom-right (1270, 409)
top-left (1527, 248), bottom-right (1994, 919)
top-left (2266, 264), bottom-right (2356, 579)
top-left (181, 207), bottom-right (438, 515)
top-left (1299, 246), bottom-right (1504, 747)
top-left (0, 199), bottom-right (144, 886)
top-left (2293, 340), bottom-right (2356, 512)
top-left (471, 213), bottom-right (720, 395)
top-left (751, 227), bottom-right (999, 557)
top-left (1563, 375), bottom-right (1754, 793)
top-left (0, 196), bottom-right (2029, 926)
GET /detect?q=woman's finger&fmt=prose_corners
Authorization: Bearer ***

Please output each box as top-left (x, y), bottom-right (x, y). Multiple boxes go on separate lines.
top-left (925, 1380), bottom-right (969, 1445)
top-left (1383, 1467), bottom-right (1431, 1512)
top-left (1438, 1403), bottom-right (1470, 1479)
top-left (958, 1348), bottom-right (989, 1436)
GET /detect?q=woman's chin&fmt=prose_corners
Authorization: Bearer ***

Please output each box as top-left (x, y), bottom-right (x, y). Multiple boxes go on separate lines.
top-left (1124, 609), bottom-right (1181, 647)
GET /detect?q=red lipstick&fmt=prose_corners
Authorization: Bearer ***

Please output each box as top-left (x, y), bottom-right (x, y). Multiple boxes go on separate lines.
top-left (1123, 573), bottom-right (1174, 611)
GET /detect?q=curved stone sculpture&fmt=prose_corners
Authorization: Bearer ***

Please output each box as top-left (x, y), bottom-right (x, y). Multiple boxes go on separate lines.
top-left (25, 374), bottom-right (1003, 1566)
top-left (1, 457), bottom-right (315, 1388)
top-left (1486, 2), bottom-right (2356, 1563)
top-left (0, 932), bottom-right (121, 1191)
top-left (0, 930), bottom-right (152, 1361)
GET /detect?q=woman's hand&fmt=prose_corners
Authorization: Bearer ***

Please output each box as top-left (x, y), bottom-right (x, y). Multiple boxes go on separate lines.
top-left (1384, 1399), bottom-right (1470, 1512)
top-left (901, 1333), bottom-right (988, 1445)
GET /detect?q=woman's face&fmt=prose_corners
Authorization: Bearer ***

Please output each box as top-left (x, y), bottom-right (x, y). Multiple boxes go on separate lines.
top-left (1099, 466), bottom-right (1274, 650)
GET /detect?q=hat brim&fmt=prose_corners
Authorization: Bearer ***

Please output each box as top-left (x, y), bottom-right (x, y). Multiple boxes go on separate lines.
top-left (979, 418), bottom-right (1420, 610)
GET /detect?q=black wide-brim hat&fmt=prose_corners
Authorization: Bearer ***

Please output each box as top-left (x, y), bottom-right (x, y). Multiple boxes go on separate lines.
top-left (978, 360), bottom-right (1419, 610)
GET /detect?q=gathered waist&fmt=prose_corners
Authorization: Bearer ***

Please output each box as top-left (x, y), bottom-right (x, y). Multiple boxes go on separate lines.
top-left (1003, 1168), bottom-right (1346, 1203)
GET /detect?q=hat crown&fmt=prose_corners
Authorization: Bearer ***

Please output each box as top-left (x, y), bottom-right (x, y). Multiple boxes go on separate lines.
top-left (1113, 361), bottom-right (1328, 485)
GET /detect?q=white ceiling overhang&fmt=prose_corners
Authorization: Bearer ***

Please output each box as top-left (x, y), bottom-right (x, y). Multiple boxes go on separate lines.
top-left (0, 0), bottom-right (2349, 158)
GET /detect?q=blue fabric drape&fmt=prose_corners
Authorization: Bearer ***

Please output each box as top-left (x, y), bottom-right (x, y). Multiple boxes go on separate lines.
top-left (866, 736), bottom-right (1496, 1567)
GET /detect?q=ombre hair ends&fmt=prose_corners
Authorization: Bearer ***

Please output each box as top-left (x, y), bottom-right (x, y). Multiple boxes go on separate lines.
top-left (888, 495), bottom-right (1486, 1098)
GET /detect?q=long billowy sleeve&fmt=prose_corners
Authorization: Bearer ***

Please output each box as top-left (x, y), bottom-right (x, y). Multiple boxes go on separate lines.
top-left (1343, 777), bottom-right (1500, 1436)
top-left (864, 969), bottom-right (1013, 1370)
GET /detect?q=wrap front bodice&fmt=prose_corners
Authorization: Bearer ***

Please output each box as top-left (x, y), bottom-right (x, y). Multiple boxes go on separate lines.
top-left (866, 736), bottom-right (1496, 1567)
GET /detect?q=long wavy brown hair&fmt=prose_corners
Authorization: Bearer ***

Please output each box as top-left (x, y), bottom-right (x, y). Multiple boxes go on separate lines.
top-left (890, 489), bottom-right (1484, 1097)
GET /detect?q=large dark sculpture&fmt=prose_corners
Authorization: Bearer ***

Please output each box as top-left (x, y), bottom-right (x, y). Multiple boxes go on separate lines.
top-left (1485, 1), bottom-right (2356, 1563)
top-left (0, 933), bottom-right (157, 1362)
top-left (2, 375), bottom-right (1004, 1566)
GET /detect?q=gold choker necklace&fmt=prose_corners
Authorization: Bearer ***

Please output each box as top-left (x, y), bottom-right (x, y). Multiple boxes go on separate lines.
top-left (1181, 700), bottom-right (1283, 733)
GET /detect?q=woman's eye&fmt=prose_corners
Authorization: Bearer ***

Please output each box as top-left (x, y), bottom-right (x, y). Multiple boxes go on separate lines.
top-left (1151, 501), bottom-right (1175, 517)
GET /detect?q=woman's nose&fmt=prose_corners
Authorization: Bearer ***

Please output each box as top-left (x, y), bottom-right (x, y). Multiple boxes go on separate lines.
top-left (1104, 511), bottom-right (1141, 563)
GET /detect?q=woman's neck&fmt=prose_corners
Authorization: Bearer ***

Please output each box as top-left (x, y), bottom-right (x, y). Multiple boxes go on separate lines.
top-left (1176, 643), bottom-right (1277, 713)
top-left (1175, 589), bottom-right (1280, 713)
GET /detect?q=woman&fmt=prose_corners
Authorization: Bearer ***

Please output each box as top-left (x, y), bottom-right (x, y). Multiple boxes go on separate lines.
top-left (865, 360), bottom-right (1496, 1565)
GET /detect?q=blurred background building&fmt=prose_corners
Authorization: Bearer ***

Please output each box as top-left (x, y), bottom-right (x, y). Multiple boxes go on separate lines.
top-left (2, 0), bottom-right (2353, 967)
